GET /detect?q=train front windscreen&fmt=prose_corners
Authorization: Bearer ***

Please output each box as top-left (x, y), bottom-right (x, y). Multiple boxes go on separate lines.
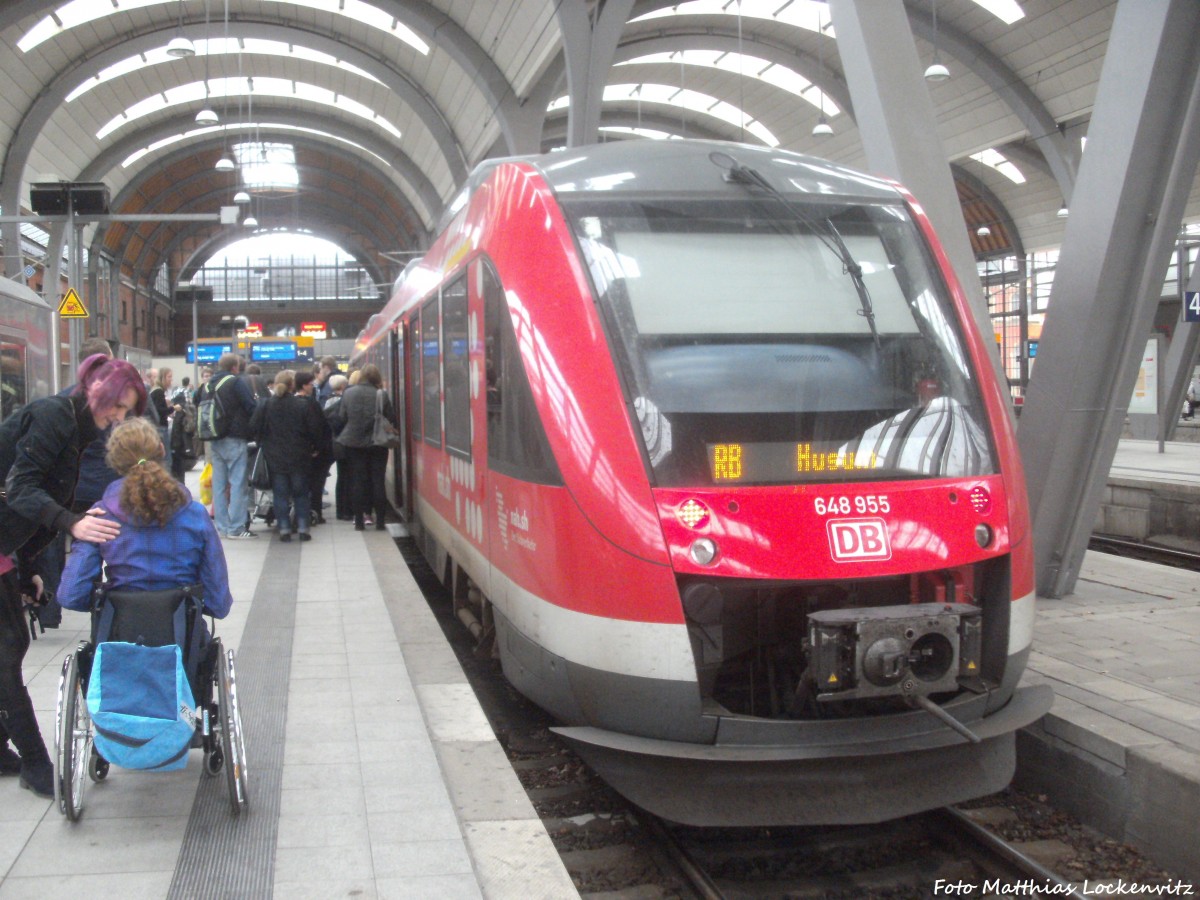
top-left (565, 196), bottom-right (996, 487)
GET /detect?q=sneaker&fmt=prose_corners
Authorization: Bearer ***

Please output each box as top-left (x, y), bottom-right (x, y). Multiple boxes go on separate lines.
top-left (278, 532), bottom-right (292, 543)
top-left (298, 532), bottom-right (312, 542)
top-left (19, 760), bottom-right (53, 798)
top-left (226, 530), bottom-right (258, 540)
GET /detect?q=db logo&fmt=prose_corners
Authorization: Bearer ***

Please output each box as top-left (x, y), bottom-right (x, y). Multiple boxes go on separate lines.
top-left (826, 518), bottom-right (891, 562)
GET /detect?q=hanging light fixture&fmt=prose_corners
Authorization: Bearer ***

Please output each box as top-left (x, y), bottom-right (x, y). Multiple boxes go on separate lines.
top-left (812, 10), bottom-right (833, 137)
top-left (233, 190), bottom-right (251, 204)
top-left (166, 0), bottom-right (196, 58)
top-left (194, 0), bottom-right (218, 124)
top-left (976, 225), bottom-right (991, 237)
top-left (1056, 204), bottom-right (1069, 218)
top-left (215, 154), bottom-right (235, 171)
top-left (243, 214), bottom-right (258, 228)
top-left (925, 0), bottom-right (950, 82)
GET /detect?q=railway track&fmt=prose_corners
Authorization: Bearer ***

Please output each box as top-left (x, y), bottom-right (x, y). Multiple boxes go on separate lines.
top-left (1089, 534), bottom-right (1200, 571)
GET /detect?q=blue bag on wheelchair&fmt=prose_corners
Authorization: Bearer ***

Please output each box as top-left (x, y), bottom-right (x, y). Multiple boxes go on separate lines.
top-left (86, 642), bottom-right (198, 771)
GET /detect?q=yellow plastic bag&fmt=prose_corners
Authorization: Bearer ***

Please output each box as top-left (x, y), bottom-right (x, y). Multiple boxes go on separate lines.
top-left (199, 461), bottom-right (213, 506)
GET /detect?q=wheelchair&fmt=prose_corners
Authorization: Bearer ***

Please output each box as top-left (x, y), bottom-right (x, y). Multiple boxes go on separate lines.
top-left (52, 584), bottom-right (249, 821)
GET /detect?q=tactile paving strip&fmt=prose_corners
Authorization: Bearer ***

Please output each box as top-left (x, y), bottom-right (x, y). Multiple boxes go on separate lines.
top-left (167, 539), bottom-right (298, 899)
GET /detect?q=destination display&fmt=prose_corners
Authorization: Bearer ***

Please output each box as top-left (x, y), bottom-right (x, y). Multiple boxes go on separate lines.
top-left (186, 342), bottom-right (232, 364)
top-left (708, 442), bottom-right (880, 483)
top-left (251, 340), bottom-right (298, 362)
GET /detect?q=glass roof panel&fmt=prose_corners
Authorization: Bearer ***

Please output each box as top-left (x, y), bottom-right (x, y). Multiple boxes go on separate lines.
top-left (120, 123), bottom-right (390, 170)
top-left (19, 0), bottom-right (427, 55)
top-left (96, 76), bottom-right (402, 142)
top-left (617, 50), bottom-right (839, 116)
top-left (67, 37), bottom-right (379, 103)
top-left (631, 0), bottom-right (1022, 28)
top-left (969, 148), bottom-right (1026, 184)
top-left (551, 83), bottom-right (778, 146)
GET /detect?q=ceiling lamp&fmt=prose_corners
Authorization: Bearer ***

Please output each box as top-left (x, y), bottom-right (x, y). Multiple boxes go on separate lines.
top-left (243, 215), bottom-right (259, 228)
top-left (976, 225), bottom-right (991, 237)
top-left (166, 1), bottom-right (195, 57)
top-left (1057, 205), bottom-right (1069, 218)
top-left (812, 116), bottom-right (833, 137)
top-left (233, 190), bottom-right (251, 204)
top-left (925, 0), bottom-right (950, 82)
top-left (811, 9), bottom-right (834, 137)
top-left (196, 107), bottom-right (219, 125)
top-left (215, 155), bottom-right (235, 172)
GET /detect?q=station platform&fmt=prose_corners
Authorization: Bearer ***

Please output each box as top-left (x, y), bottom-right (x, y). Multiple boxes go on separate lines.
top-left (0, 466), bottom-right (579, 899)
top-left (1101, 435), bottom-right (1200, 550)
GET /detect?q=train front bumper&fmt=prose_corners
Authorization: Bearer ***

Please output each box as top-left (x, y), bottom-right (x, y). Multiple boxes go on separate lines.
top-left (552, 682), bottom-right (1053, 826)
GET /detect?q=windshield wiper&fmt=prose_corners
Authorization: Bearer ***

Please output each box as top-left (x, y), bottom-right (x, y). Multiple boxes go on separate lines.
top-left (709, 151), bottom-right (882, 348)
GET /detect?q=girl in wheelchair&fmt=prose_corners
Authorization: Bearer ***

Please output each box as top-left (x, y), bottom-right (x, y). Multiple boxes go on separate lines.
top-left (59, 417), bottom-right (232, 625)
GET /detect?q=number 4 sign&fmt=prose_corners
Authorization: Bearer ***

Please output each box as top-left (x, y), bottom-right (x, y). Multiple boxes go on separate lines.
top-left (1186, 291), bottom-right (1200, 323)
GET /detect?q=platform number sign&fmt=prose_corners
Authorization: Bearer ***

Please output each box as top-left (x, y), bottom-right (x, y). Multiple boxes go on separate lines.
top-left (1186, 291), bottom-right (1200, 323)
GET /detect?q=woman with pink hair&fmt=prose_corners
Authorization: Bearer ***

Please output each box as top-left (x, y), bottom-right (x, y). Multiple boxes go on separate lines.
top-left (0, 353), bottom-right (146, 799)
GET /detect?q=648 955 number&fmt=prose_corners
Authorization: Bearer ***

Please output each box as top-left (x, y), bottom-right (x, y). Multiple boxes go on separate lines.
top-left (814, 495), bottom-right (891, 516)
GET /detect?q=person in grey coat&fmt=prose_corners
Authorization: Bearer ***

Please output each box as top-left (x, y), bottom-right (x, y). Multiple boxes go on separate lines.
top-left (332, 364), bottom-right (394, 531)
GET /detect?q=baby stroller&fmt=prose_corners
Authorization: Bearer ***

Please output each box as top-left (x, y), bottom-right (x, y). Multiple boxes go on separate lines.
top-left (52, 583), bottom-right (249, 821)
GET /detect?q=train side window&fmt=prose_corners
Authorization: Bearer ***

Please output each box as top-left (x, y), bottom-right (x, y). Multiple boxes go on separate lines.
top-left (0, 338), bottom-right (29, 422)
top-left (421, 294), bottom-right (442, 445)
top-left (442, 274), bottom-right (470, 458)
top-left (483, 261), bottom-right (562, 485)
top-left (410, 312), bottom-right (423, 442)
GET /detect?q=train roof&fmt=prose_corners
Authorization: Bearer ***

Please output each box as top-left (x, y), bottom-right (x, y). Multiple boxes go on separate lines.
top-left (0, 276), bottom-right (52, 310)
top-left (525, 140), bottom-right (903, 203)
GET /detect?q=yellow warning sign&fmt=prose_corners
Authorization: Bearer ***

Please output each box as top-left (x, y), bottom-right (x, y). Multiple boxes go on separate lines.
top-left (58, 289), bottom-right (88, 318)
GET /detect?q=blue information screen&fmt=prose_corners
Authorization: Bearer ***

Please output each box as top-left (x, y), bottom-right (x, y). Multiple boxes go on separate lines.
top-left (187, 342), bottom-right (231, 364)
top-left (251, 341), bottom-right (298, 362)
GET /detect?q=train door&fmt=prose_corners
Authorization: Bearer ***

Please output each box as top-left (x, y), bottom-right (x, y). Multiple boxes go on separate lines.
top-left (398, 320), bottom-right (416, 523)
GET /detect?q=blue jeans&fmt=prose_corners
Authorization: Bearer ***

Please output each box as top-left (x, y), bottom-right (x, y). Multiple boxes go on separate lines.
top-left (272, 468), bottom-right (311, 535)
top-left (209, 437), bottom-right (249, 535)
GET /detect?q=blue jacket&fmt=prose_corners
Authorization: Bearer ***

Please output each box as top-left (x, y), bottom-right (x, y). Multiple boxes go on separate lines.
top-left (59, 479), bottom-right (233, 619)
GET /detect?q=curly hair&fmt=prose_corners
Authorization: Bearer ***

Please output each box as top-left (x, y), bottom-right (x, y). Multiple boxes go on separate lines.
top-left (105, 418), bottom-right (188, 526)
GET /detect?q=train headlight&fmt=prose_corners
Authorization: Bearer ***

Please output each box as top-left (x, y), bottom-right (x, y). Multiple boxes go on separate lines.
top-left (689, 538), bottom-right (718, 566)
top-left (974, 524), bottom-right (993, 548)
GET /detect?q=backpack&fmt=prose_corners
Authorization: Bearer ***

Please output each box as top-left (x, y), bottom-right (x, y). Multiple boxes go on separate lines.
top-left (196, 375), bottom-right (234, 441)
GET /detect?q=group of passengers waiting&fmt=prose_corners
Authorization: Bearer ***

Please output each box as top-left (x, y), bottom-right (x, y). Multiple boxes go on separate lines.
top-left (0, 348), bottom-right (398, 798)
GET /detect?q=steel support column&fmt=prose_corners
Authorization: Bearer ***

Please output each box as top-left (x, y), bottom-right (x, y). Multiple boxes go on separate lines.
top-left (827, 0), bottom-right (1006, 397)
top-left (1017, 0), bottom-right (1200, 598)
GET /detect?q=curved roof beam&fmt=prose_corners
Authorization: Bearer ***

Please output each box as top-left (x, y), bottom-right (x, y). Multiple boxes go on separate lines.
top-left (902, 6), bottom-right (1077, 198)
top-left (100, 133), bottom-right (414, 245)
top-left (541, 110), bottom-right (731, 148)
top-left (178, 224), bottom-right (389, 294)
top-left (625, 0), bottom-right (1076, 197)
top-left (104, 165), bottom-right (404, 283)
top-left (951, 162), bottom-right (1026, 258)
top-left (1, 18), bottom-right (462, 232)
top-left (40, 108), bottom-right (432, 292)
top-left (122, 184), bottom-right (387, 286)
top-left (612, 31), bottom-right (855, 123)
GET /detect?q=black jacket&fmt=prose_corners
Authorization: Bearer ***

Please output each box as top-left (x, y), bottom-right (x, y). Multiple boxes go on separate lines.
top-left (335, 384), bottom-right (395, 449)
top-left (208, 371), bottom-right (258, 440)
top-left (252, 393), bottom-right (325, 475)
top-left (0, 393), bottom-right (97, 557)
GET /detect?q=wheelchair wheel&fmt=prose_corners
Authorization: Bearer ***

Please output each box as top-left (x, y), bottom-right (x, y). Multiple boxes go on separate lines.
top-left (216, 646), bottom-right (249, 813)
top-left (87, 750), bottom-right (109, 783)
top-left (53, 652), bottom-right (91, 821)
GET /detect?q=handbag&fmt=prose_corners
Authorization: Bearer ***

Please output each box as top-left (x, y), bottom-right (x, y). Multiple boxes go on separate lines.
top-left (372, 389), bottom-right (402, 449)
top-left (248, 445), bottom-right (272, 490)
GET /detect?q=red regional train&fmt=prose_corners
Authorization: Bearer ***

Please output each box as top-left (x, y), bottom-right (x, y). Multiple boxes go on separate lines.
top-left (352, 140), bottom-right (1053, 826)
